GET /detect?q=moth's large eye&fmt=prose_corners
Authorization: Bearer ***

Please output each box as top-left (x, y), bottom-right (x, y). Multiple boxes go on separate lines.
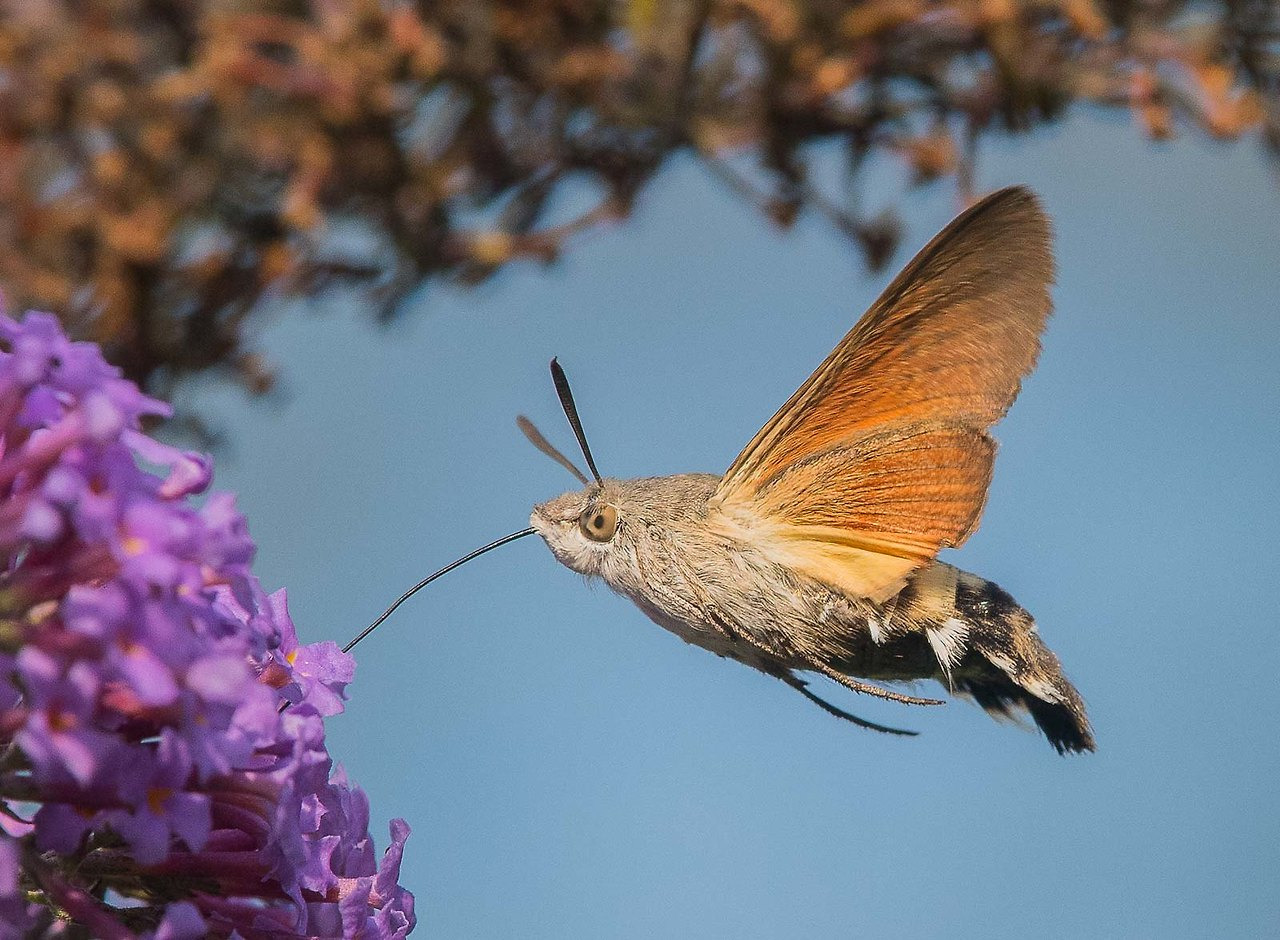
top-left (580, 504), bottom-right (619, 542)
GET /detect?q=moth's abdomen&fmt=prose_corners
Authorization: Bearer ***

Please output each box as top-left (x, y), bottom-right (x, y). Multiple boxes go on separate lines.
top-left (948, 571), bottom-right (1093, 753)
top-left (900, 564), bottom-right (1094, 753)
top-left (821, 563), bottom-right (1094, 753)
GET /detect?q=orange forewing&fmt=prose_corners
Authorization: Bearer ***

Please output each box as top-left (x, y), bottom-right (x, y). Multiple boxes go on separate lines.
top-left (711, 187), bottom-right (1053, 601)
top-left (747, 424), bottom-right (997, 551)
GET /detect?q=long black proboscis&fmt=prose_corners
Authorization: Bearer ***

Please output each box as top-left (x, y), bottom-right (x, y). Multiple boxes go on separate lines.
top-left (549, 358), bottom-right (603, 485)
top-left (341, 527), bottom-right (537, 655)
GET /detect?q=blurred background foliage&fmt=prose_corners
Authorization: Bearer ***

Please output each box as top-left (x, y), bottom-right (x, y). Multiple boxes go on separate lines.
top-left (0, 0), bottom-right (1275, 406)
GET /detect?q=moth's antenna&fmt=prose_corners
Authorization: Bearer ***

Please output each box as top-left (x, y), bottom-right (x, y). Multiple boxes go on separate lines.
top-left (549, 357), bottom-right (603, 485)
top-left (516, 415), bottom-right (590, 486)
top-left (341, 528), bottom-right (537, 655)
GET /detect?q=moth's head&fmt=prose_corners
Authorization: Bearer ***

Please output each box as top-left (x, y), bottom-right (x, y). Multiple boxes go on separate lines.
top-left (520, 359), bottom-right (641, 581)
top-left (530, 482), bottom-right (633, 578)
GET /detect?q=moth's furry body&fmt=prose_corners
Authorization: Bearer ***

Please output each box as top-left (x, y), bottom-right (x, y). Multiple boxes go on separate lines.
top-left (526, 187), bottom-right (1094, 753)
top-left (532, 474), bottom-right (1092, 753)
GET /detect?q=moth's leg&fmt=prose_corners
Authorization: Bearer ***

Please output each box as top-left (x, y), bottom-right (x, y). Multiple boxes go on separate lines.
top-left (778, 671), bottom-right (918, 736)
top-left (699, 602), bottom-right (944, 708)
top-left (807, 657), bottom-right (945, 707)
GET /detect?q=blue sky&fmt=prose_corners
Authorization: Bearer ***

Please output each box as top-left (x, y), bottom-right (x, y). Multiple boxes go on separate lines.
top-left (176, 111), bottom-right (1280, 938)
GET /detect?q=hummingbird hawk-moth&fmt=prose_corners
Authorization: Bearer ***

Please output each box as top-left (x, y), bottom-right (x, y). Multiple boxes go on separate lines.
top-left (521, 186), bottom-right (1093, 753)
top-left (348, 185), bottom-right (1092, 753)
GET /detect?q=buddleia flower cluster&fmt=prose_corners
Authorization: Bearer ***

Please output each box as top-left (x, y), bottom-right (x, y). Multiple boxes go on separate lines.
top-left (0, 312), bottom-right (415, 937)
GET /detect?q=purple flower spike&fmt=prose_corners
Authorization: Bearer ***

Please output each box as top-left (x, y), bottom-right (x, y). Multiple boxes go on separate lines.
top-left (0, 312), bottom-right (415, 936)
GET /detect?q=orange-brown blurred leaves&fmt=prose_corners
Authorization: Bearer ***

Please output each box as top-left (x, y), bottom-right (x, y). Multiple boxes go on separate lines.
top-left (0, 0), bottom-right (1275, 401)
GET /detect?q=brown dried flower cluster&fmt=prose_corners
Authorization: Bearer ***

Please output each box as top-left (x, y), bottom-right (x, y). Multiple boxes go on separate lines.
top-left (0, 0), bottom-right (1275, 398)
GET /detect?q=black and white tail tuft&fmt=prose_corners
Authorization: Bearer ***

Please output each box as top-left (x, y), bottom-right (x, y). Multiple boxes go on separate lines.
top-left (949, 572), bottom-right (1094, 754)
